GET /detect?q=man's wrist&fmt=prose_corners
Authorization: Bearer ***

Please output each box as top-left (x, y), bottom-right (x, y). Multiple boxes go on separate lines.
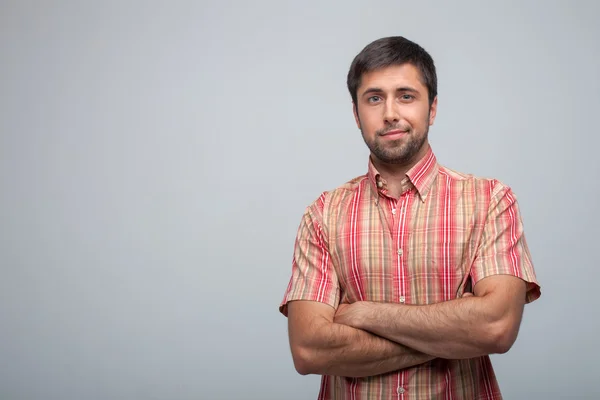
top-left (354, 301), bottom-right (375, 330)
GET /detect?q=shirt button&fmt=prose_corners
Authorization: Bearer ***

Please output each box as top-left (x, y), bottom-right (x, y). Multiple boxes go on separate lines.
top-left (397, 386), bottom-right (405, 394)
top-left (397, 248), bottom-right (403, 256)
top-left (392, 208), bottom-right (396, 215)
top-left (399, 296), bottom-right (406, 303)
top-left (377, 181), bottom-right (383, 188)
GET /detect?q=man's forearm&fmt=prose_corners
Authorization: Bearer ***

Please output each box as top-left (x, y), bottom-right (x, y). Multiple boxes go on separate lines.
top-left (293, 320), bottom-right (434, 377)
top-left (351, 297), bottom-right (512, 359)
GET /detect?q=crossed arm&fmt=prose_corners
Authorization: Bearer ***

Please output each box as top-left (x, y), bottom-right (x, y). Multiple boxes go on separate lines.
top-left (287, 274), bottom-right (527, 377)
top-left (287, 300), bottom-right (434, 377)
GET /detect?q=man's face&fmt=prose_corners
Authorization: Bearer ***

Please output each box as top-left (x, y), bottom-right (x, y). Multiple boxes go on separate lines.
top-left (353, 63), bottom-right (437, 167)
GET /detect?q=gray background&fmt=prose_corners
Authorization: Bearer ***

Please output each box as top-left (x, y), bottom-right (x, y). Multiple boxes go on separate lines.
top-left (1, 0), bottom-right (598, 399)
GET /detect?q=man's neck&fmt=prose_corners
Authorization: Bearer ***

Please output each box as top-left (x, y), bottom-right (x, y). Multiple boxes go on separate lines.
top-left (371, 146), bottom-right (429, 198)
top-left (372, 160), bottom-right (411, 199)
top-left (372, 158), bottom-right (413, 182)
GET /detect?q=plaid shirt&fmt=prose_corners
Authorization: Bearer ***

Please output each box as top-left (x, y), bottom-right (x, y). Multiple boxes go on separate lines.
top-left (280, 147), bottom-right (541, 400)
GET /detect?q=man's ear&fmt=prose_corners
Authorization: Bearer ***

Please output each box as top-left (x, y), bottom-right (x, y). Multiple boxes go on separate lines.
top-left (429, 96), bottom-right (438, 126)
top-left (352, 102), bottom-right (361, 129)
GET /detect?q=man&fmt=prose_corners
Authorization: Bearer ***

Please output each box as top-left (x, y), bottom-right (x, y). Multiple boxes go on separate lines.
top-left (279, 36), bottom-right (540, 399)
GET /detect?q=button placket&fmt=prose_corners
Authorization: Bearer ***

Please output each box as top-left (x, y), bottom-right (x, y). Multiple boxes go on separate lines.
top-left (396, 191), bottom-right (411, 309)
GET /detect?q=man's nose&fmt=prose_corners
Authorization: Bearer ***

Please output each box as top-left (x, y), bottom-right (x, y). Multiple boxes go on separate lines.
top-left (383, 99), bottom-right (400, 124)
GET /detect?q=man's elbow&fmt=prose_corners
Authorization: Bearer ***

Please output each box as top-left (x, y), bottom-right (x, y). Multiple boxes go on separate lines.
top-left (488, 320), bottom-right (520, 354)
top-left (291, 345), bottom-right (318, 375)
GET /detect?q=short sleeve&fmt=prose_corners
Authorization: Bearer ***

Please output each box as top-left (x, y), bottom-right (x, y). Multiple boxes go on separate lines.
top-left (279, 193), bottom-right (340, 317)
top-left (470, 182), bottom-right (541, 303)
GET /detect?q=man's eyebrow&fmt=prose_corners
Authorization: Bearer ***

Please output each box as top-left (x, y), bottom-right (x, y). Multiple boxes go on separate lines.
top-left (361, 87), bottom-right (384, 96)
top-left (361, 86), bottom-right (419, 96)
top-left (396, 86), bottom-right (419, 93)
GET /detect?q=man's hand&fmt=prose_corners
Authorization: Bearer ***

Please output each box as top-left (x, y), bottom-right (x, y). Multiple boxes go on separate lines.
top-left (334, 302), bottom-right (367, 328)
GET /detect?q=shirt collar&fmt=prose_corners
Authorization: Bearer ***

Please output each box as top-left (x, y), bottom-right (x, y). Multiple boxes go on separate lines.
top-left (367, 146), bottom-right (439, 202)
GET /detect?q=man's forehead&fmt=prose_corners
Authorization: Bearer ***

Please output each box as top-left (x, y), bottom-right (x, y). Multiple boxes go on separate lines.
top-left (359, 64), bottom-right (426, 92)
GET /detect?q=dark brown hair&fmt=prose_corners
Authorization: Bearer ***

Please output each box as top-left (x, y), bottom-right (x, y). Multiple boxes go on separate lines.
top-left (347, 36), bottom-right (438, 107)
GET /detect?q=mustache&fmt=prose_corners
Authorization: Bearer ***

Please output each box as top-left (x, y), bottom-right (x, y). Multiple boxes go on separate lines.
top-left (376, 125), bottom-right (411, 136)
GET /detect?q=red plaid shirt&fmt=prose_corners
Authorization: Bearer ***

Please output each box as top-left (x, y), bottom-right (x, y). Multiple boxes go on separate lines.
top-left (280, 147), bottom-right (540, 399)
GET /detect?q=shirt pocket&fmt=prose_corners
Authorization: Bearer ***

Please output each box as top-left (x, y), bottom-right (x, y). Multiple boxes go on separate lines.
top-left (407, 231), bottom-right (472, 304)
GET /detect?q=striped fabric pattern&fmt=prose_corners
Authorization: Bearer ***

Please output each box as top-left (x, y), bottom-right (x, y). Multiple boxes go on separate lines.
top-left (280, 147), bottom-right (540, 400)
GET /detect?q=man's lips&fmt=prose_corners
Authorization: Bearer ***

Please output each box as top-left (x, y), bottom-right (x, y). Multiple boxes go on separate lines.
top-left (381, 129), bottom-right (408, 139)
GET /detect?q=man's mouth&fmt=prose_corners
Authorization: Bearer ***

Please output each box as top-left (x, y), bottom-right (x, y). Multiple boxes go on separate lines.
top-left (381, 129), bottom-right (408, 139)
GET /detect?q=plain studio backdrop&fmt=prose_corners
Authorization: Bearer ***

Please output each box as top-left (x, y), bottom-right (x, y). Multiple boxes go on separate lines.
top-left (1, 1), bottom-right (598, 399)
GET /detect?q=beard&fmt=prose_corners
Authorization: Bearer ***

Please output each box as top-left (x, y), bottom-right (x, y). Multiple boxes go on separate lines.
top-left (361, 123), bottom-right (429, 165)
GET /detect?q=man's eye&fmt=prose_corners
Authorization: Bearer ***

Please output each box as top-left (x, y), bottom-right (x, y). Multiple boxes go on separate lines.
top-left (368, 96), bottom-right (381, 103)
top-left (401, 94), bottom-right (414, 100)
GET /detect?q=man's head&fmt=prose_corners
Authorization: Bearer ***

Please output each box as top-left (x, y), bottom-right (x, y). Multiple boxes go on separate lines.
top-left (347, 37), bottom-right (438, 167)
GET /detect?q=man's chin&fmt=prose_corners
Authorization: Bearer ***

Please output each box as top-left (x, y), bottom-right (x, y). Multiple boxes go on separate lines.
top-left (374, 154), bottom-right (412, 165)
